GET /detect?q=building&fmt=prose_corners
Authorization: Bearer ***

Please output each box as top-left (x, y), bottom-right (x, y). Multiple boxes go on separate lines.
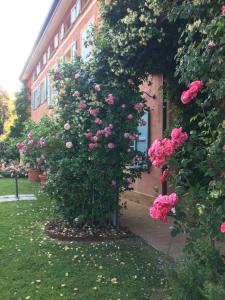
top-left (20, 0), bottom-right (166, 204)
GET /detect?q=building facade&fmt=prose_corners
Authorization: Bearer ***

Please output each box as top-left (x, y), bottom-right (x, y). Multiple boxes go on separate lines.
top-left (20, 0), bottom-right (165, 203)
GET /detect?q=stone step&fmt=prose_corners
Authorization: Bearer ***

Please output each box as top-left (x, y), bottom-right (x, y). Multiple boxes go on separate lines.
top-left (0, 194), bottom-right (37, 203)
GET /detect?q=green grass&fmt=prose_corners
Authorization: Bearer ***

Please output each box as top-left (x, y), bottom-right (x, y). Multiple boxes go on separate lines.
top-left (0, 178), bottom-right (39, 195)
top-left (0, 179), bottom-right (170, 300)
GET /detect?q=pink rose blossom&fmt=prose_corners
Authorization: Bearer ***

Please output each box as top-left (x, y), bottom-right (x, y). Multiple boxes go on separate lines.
top-left (134, 102), bottom-right (145, 112)
top-left (149, 193), bottom-right (178, 223)
top-left (124, 133), bottom-right (130, 139)
top-left (27, 131), bottom-right (33, 139)
top-left (89, 143), bottom-right (98, 150)
top-left (148, 138), bottom-right (175, 167)
top-left (103, 126), bottom-right (113, 137)
top-left (222, 5), bottom-right (225, 14)
top-left (94, 118), bottom-right (103, 125)
top-left (171, 127), bottom-right (188, 149)
top-left (181, 80), bottom-right (204, 104)
top-left (223, 145), bottom-right (225, 150)
top-left (73, 91), bottom-right (80, 97)
top-left (105, 94), bottom-right (115, 105)
top-left (108, 143), bottom-right (115, 149)
top-left (79, 100), bottom-right (87, 110)
top-left (66, 142), bottom-right (73, 149)
top-left (89, 108), bottom-right (99, 116)
top-left (85, 130), bottom-right (93, 138)
top-left (220, 222), bottom-right (225, 233)
top-left (121, 104), bottom-right (126, 109)
top-left (127, 114), bottom-right (134, 120)
top-left (91, 136), bottom-right (98, 143)
top-left (95, 84), bottom-right (101, 92)
top-left (208, 41), bottom-right (216, 49)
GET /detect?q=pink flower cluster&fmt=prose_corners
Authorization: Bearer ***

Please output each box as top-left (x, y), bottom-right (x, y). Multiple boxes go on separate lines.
top-left (148, 128), bottom-right (188, 167)
top-left (105, 94), bottom-right (115, 105)
top-left (85, 125), bottom-right (114, 151)
top-left (148, 138), bottom-right (174, 167)
top-left (220, 222), bottom-right (225, 233)
top-left (222, 5), bottom-right (225, 14)
top-left (94, 118), bottom-right (103, 125)
top-left (79, 100), bottom-right (87, 110)
top-left (149, 193), bottom-right (178, 223)
top-left (171, 127), bottom-right (188, 149)
top-left (181, 80), bottom-right (204, 104)
top-left (17, 137), bottom-right (47, 155)
top-left (134, 102), bottom-right (145, 112)
top-left (89, 108), bottom-right (100, 116)
top-left (124, 132), bottom-right (138, 141)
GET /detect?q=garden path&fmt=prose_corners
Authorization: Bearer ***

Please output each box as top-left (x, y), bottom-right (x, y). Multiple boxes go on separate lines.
top-left (121, 200), bottom-right (186, 258)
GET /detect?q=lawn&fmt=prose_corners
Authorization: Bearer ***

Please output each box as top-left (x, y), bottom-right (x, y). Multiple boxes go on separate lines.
top-left (0, 179), bottom-right (170, 300)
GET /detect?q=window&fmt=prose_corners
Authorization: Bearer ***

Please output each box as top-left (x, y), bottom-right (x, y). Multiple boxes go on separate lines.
top-left (60, 24), bottom-right (65, 40)
top-left (46, 75), bottom-right (51, 106)
top-left (36, 62), bottom-right (41, 75)
top-left (47, 46), bottom-right (51, 60)
top-left (71, 0), bottom-right (81, 24)
top-left (81, 22), bottom-right (94, 61)
top-left (32, 72), bottom-right (36, 82)
top-left (54, 34), bottom-right (59, 49)
top-left (40, 80), bottom-right (47, 104)
top-left (43, 53), bottom-right (47, 65)
top-left (70, 42), bottom-right (77, 62)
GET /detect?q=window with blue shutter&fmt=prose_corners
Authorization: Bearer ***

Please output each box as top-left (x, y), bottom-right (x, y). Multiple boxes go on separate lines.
top-left (133, 109), bottom-right (151, 171)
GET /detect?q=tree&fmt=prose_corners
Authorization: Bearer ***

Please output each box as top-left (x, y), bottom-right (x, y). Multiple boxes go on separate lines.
top-left (9, 84), bottom-right (30, 138)
top-left (0, 88), bottom-right (15, 140)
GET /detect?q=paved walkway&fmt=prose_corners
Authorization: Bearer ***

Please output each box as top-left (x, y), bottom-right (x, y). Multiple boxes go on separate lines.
top-left (121, 200), bottom-right (186, 258)
top-left (0, 194), bottom-right (37, 203)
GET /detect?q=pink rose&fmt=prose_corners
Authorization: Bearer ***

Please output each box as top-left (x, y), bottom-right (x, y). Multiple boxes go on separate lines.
top-left (148, 138), bottom-right (175, 168)
top-left (91, 136), bottom-right (98, 143)
top-left (124, 133), bottom-right (130, 139)
top-left (220, 222), bottom-right (225, 233)
top-left (121, 104), bottom-right (126, 109)
top-left (181, 90), bottom-right (192, 104)
top-left (73, 91), bottom-right (80, 97)
top-left (134, 102), bottom-right (145, 112)
top-left (127, 114), bottom-right (134, 120)
top-left (27, 131), bottom-right (33, 139)
top-left (171, 127), bottom-right (188, 149)
top-left (94, 118), bottom-right (103, 125)
top-left (89, 108), bottom-right (99, 116)
top-left (149, 193), bottom-right (178, 223)
top-left (85, 130), bottom-right (93, 138)
top-left (223, 145), bottom-right (225, 150)
top-left (221, 5), bottom-right (225, 14)
top-left (95, 84), bottom-right (101, 92)
top-left (189, 80), bottom-right (204, 92)
top-left (89, 143), bottom-right (98, 150)
top-left (208, 41), bottom-right (216, 49)
top-left (105, 94), bottom-right (115, 105)
top-left (79, 100), bottom-right (87, 110)
top-left (108, 143), bottom-right (115, 149)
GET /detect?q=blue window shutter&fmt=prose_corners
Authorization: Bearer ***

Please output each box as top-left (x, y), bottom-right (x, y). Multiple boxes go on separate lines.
top-left (136, 110), bottom-right (150, 154)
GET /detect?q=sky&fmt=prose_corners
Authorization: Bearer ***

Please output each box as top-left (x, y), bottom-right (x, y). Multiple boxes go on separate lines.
top-left (0, 0), bottom-right (53, 94)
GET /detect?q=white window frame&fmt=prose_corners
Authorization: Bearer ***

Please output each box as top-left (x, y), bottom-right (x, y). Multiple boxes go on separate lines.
top-left (43, 53), bottom-right (47, 65)
top-left (71, 0), bottom-right (81, 24)
top-left (70, 42), bottom-right (77, 62)
top-left (54, 33), bottom-right (59, 49)
top-left (47, 46), bottom-right (51, 60)
top-left (81, 21), bottom-right (94, 61)
top-left (60, 23), bottom-right (65, 40)
top-left (36, 62), bottom-right (41, 75)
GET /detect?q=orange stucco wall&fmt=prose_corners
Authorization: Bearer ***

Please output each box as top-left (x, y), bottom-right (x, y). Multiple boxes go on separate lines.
top-left (28, 0), bottom-right (99, 122)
